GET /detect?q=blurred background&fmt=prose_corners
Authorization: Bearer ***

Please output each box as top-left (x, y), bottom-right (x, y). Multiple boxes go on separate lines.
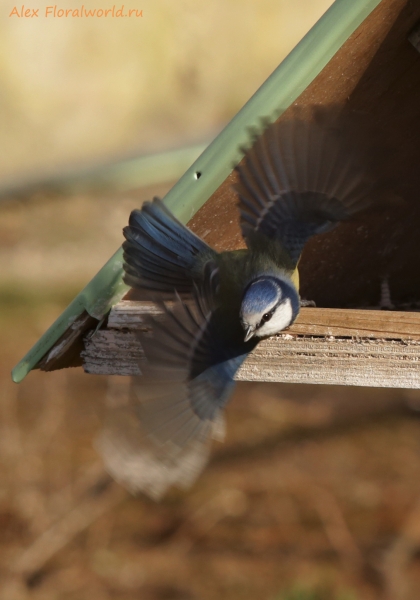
top-left (3, 1), bottom-right (420, 598)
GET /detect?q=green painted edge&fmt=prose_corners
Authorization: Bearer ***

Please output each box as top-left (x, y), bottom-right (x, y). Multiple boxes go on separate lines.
top-left (11, 0), bottom-right (382, 383)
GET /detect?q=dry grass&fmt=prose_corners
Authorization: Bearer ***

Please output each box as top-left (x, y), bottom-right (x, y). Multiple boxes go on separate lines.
top-left (3, 362), bottom-right (420, 599)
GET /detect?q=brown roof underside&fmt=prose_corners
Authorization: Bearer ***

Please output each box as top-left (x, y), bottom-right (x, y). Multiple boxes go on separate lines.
top-left (187, 0), bottom-right (420, 308)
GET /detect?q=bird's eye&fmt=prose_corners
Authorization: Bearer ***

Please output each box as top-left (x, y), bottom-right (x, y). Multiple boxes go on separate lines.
top-left (262, 312), bottom-right (272, 322)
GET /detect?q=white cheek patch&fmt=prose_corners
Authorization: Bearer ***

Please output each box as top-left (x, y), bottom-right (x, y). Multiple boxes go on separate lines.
top-left (255, 299), bottom-right (293, 338)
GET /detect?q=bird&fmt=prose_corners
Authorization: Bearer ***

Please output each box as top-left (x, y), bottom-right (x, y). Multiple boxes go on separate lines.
top-left (98, 106), bottom-right (383, 498)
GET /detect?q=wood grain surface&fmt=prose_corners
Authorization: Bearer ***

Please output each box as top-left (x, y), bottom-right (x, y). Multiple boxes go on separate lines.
top-left (82, 302), bottom-right (420, 388)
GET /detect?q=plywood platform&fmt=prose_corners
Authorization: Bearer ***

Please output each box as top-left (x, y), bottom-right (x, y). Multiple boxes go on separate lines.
top-left (81, 302), bottom-right (420, 388)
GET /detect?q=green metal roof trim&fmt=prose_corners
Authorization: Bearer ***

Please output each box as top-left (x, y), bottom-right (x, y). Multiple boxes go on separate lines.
top-left (12, 0), bottom-right (382, 383)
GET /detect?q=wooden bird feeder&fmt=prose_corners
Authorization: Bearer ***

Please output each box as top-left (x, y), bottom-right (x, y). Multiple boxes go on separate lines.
top-left (12, 0), bottom-right (420, 389)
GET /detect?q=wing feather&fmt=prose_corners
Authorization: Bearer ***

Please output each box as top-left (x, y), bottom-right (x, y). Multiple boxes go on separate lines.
top-left (235, 106), bottom-right (384, 266)
top-left (97, 261), bottom-right (250, 498)
top-left (123, 197), bottom-right (216, 295)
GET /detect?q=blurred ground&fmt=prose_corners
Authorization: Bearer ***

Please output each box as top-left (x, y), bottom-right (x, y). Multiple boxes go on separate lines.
top-left (3, 1), bottom-right (420, 599)
top-left (3, 190), bottom-right (420, 600)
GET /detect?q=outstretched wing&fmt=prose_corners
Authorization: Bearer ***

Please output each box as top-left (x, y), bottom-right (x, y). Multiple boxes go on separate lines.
top-left (97, 261), bottom-right (251, 498)
top-left (123, 197), bottom-right (216, 296)
top-left (235, 106), bottom-right (379, 266)
top-left (135, 261), bottom-right (249, 448)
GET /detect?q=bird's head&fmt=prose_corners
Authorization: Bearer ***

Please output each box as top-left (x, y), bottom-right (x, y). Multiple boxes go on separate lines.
top-left (240, 276), bottom-right (299, 342)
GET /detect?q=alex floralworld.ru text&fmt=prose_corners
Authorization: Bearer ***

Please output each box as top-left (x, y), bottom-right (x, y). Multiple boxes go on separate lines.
top-left (9, 5), bottom-right (143, 18)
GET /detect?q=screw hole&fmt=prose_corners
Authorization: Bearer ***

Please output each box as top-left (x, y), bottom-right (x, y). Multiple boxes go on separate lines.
top-left (194, 171), bottom-right (202, 180)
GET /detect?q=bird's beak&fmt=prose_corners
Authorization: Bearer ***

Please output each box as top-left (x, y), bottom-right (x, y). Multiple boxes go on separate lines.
top-left (244, 326), bottom-right (255, 342)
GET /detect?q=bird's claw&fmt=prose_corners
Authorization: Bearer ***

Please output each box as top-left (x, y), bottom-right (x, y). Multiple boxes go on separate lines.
top-left (300, 299), bottom-right (316, 307)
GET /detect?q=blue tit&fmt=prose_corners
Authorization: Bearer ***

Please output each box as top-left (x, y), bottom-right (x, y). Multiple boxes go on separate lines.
top-left (106, 106), bottom-right (380, 495)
